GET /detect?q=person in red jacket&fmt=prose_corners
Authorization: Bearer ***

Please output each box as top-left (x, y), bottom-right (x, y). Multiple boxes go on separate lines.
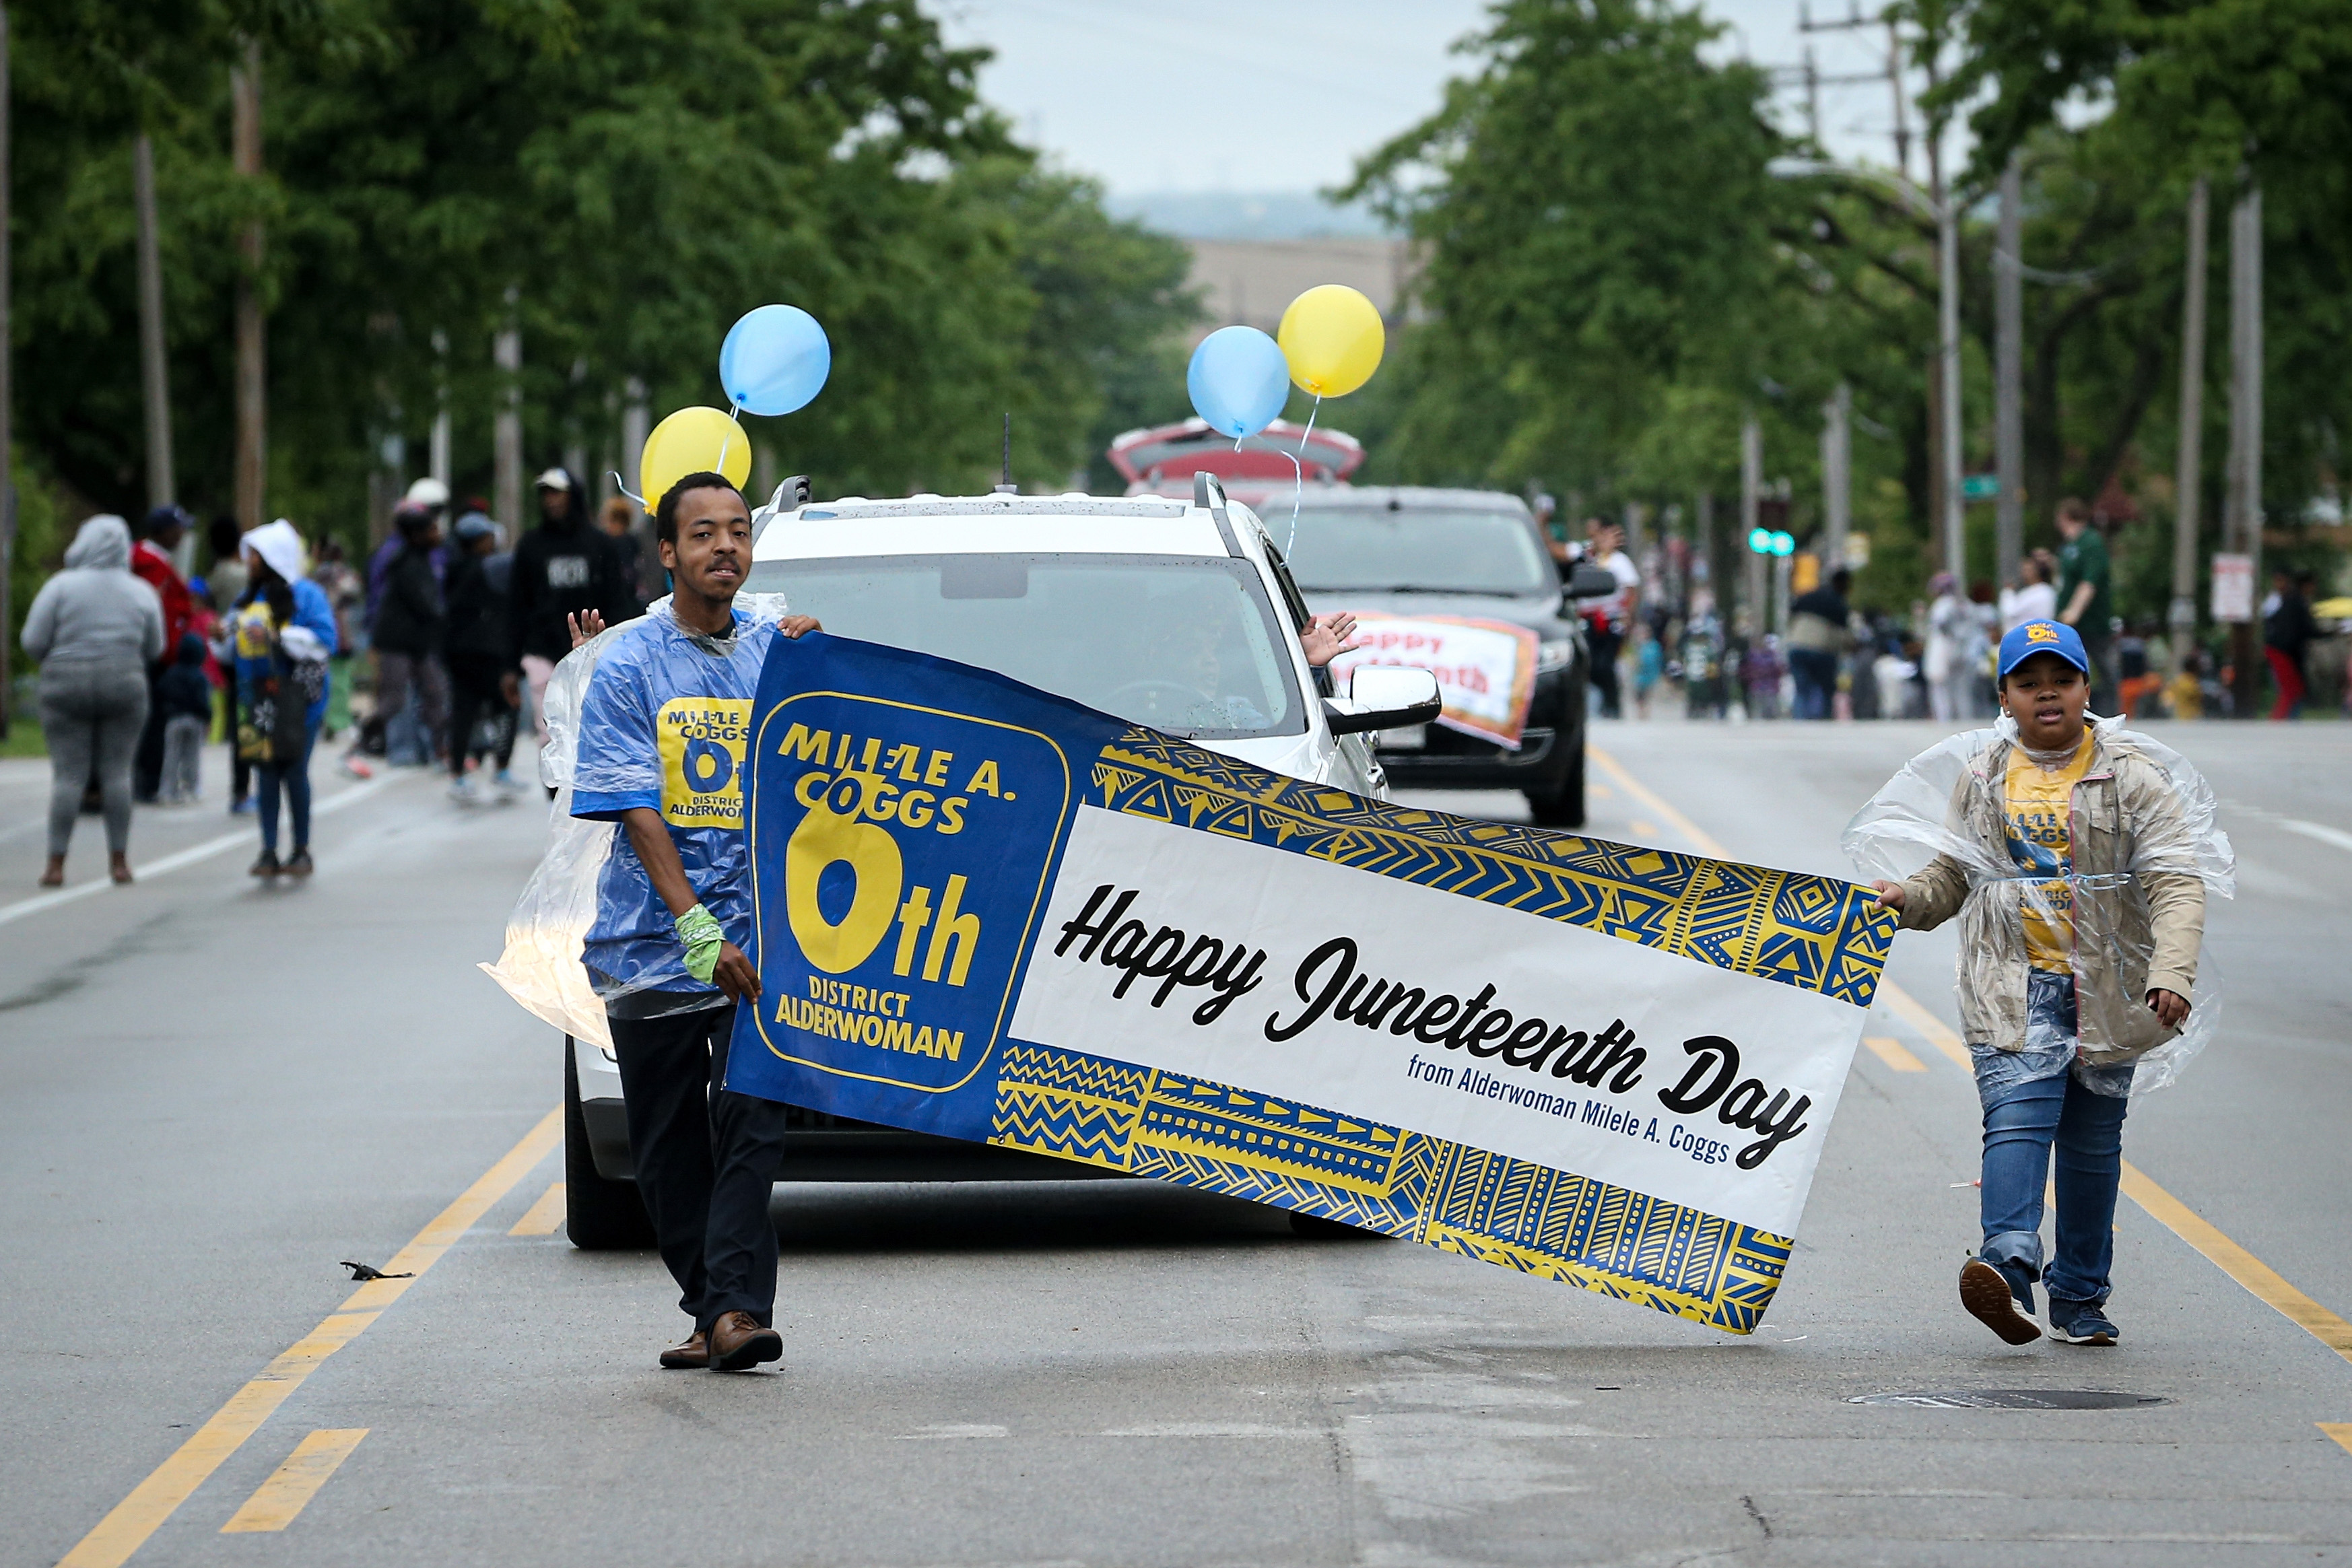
top-left (132, 506), bottom-right (195, 803)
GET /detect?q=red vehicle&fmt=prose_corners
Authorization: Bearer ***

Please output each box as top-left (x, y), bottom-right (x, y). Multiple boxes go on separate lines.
top-left (1106, 417), bottom-right (1364, 509)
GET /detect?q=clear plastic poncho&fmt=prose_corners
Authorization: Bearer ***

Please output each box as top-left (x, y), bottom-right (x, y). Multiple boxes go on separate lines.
top-left (1842, 714), bottom-right (2234, 1097)
top-left (477, 588), bottom-right (793, 1050)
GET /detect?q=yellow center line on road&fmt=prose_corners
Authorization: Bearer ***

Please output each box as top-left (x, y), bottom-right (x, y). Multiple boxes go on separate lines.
top-left (509, 1182), bottom-right (567, 1237)
top-left (1586, 742), bottom-right (2352, 1372)
top-left (2322, 1424), bottom-right (2352, 1458)
top-left (1861, 1036), bottom-right (1928, 1072)
top-left (57, 1108), bottom-right (560, 1568)
top-left (220, 1429), bottom-right (369, 1534)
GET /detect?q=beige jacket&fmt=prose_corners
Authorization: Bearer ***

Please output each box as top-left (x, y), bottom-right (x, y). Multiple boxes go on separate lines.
top-left (1896, 728), bottom-right (2204, 1064)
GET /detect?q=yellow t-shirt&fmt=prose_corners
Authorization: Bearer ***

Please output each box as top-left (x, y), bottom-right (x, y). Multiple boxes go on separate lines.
top-left (2004, 739), bottom-right (2093, 971)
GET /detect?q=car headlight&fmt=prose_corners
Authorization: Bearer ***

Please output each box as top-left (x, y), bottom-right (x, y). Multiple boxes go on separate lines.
top-left (1537, 638), bottom-right (1576, 673)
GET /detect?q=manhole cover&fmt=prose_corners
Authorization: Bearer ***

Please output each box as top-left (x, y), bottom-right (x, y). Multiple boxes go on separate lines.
top-left (1848, 1390), bottom-right (2166, 1410)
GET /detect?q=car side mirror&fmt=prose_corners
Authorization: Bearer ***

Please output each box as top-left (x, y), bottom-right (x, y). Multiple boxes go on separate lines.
top-left (1322, 665), bottom-right (1442, 735)
top-left (1565, 564), bottom-right (1619, 601)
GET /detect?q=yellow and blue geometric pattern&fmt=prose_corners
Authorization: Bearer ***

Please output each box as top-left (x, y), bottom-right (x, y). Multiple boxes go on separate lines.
top-left (989, 1042), bottom-right (1793, 1333)
top-left (1088, 728), bottom-right (1894, 1009)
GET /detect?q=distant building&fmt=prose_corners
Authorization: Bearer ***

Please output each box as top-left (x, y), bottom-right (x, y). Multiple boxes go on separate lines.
top-left (1182, 238), bottom-right (1419, 343)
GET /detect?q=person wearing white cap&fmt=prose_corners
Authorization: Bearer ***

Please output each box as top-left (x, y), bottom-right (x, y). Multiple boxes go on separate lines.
top-left (510, 466), bottom-right (632, 749)
top-left (231, 520), bottom-right (340, 878)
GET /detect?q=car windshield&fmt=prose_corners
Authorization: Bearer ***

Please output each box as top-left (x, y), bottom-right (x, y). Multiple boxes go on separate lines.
top-left (742, 553), bottom-right (1305, 740)
top-left (1284, 507), bottom-right (1552, 594)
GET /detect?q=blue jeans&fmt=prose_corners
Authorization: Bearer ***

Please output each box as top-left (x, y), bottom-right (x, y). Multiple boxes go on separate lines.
top-left (1978, 973), bottom-right (2132, 1305)
top-left (258, 721), bottom-right (319, 854)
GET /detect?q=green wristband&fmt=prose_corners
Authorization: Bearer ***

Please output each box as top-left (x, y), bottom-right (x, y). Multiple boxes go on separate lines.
top-left (675, 903), bottom-right (725, 984)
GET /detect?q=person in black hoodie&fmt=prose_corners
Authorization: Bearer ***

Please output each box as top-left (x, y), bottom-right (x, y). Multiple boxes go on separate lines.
top-left (510, 468), bottom-right (632, 744)
top-left (372, 502), bottom-right (450, 764)
top-left (443, 511), bottom-right (521, 801)
top-left (156, 632), bottom-right (216, 805)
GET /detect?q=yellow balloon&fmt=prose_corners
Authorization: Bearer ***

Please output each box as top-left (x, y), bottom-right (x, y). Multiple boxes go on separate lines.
top-left (1277, 284), bottom-right (1386, 398)
top-left (637, 406), bottom-right (754, 513)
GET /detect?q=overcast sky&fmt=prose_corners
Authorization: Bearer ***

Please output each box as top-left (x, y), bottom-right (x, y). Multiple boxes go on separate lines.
top-left (931, 1), bottom-right (1954, 203)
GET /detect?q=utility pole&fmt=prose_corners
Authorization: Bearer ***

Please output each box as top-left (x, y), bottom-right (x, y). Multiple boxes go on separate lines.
top-left (2223, 176), bottom-right (2262, 716)
top-left (2171, 176), bottom-right (2209, 678)
top-left (1994, 149), bottom-right (2023, 589)
top-left (133, 133), bottom-right (175, 517)
top-left (0, 1), bottom-right (13, 739)
top-left (1740, 415), bottom-right (1763, 634)
top-left (230, 39), bottom-right (265, 533)
top-left (1887, 18), bottom-right (1911, 183)
top-left (1926, 63), bottom-right (1965, 588)
top-left (1820, 382), bottom-right (1851, 573)
top-left (494, 289), bottom-right (523, 529)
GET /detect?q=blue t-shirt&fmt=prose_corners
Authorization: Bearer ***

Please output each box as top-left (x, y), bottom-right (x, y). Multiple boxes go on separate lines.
top-left (571, 609), bottom-right (778, 999)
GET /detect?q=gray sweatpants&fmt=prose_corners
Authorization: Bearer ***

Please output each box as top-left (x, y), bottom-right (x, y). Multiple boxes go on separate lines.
top-left (38, 660), bottom-right (149, 858)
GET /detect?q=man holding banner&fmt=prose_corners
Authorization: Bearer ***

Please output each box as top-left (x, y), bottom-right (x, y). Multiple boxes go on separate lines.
top-left (571, 472), bottom-right (820, 1373)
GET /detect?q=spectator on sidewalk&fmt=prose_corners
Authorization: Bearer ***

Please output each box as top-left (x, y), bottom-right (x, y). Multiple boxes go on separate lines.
top-left (443, 510), bottom-right (523, 803)
top-left (512, 469), bottom-right (634, 744)
top-left (372, 502), bottom-right (450, 767)
top-left (131, 506), bottom-right (195, 803)
top-left (2264, 568), bottom-right (2316, 721)
top-left (22, 515), bottom-right (164, 886)
top-left (203, 516), bottom-right (255, 813)
top-left (234, 520), bottom-right (339, 878)
top-left (2054, 500), bottom-right (2116, 712)
top-left (1786, 569), bottom-right (1852, 721)
top-left (157, 632), bottom-right (215, 805)
top-left (601, 495), bottom-right (654, 613)
top-left (1999, 555), bottom-right (2058, 632)
top-left (1574, 518), bottom-right (1639, 719)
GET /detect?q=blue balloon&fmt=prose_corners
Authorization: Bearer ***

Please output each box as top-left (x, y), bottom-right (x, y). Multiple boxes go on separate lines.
top-left (1186, 326), bottom-right (1290, 439)
top-left (719, 304), bottom-right (831, 417)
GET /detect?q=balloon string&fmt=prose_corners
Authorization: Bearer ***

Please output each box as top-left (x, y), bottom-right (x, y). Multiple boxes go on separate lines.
top-left (609, 471), bottom-right (647, 510)
top-left (717, 404), bottom-right (743, 475)
top-left (1284, 395), bottom-right (1321, 557)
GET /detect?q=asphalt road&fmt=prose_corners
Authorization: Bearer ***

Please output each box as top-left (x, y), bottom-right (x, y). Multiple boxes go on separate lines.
top-left (2, 720), bottom-right (2348, 1567)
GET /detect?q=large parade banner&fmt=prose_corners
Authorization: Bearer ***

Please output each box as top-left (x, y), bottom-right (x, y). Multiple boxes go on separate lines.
top-left (727, 634), bottom-right (1895, 1332)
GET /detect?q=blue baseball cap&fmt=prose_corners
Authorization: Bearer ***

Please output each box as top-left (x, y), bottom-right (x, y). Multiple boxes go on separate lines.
top-left (1998, 618), bottom-right (2089, 679)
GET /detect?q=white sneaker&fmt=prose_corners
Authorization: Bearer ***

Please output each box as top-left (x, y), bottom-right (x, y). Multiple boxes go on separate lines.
top-left (492, 770), bottom-right (524, 801)
top-left (447, 776), bottom-right (482, 805)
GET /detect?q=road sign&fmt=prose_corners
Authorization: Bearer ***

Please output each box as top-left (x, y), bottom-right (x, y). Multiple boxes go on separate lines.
top-left (1961, 473), bottom-right (2000, 501)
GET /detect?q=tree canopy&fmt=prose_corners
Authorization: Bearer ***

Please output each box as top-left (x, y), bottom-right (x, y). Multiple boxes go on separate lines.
top-left (1334, 0), bottom-right (2349, 623)
top-left (10, 0), bottom-right (1201, 592)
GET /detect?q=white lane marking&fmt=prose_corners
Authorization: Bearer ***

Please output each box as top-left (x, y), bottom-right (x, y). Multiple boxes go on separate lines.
top-left (894, 1425), bottom-right (1009, 1440)
top-left (0, 774), bottom-right (399, 928)
top-left (1098, 1423), bottom-right (1321, 1439)
top-left (2279, 818), bottom-right (2352, 857)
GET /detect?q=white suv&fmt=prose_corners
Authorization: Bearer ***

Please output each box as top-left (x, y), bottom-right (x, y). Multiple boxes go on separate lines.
top-left (564, 474), bottom-right (1440, 1245)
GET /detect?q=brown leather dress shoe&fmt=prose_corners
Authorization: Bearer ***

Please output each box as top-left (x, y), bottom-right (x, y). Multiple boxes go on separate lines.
top-left (659, 1330), bottom-right (708, 1369)
top-left (707, 1311), bottom-right (782, 1371)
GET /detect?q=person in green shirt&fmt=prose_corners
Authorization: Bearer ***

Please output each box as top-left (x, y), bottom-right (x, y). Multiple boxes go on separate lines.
top-left (2054, 498), bottom-right (2116, 712)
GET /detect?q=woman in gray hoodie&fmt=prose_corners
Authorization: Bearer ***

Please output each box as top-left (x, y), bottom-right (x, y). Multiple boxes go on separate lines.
top-left (22, 514), bottom-right (164, 885)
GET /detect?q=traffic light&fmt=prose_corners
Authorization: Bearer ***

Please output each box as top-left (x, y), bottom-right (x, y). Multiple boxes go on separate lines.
top-left (1747, 528), bottom-right (1796, 557)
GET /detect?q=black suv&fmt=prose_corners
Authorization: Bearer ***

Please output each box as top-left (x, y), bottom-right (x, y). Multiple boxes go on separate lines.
top-left (1285, 487), bottom-right (1611, 827)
